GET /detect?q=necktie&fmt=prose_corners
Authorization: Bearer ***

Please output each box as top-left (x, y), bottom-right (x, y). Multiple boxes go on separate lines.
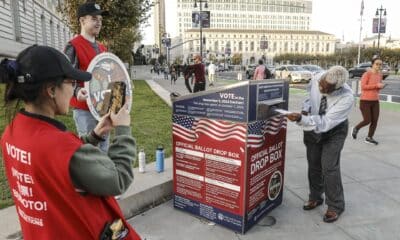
top-left (319, 96), bottom-right (327, 115)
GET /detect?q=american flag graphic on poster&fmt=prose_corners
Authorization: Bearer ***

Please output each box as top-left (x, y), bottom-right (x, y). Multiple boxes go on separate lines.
top-left (247, 116), bottom-right (287, 148)
top-left (173, 115), bottom-right (246, 143)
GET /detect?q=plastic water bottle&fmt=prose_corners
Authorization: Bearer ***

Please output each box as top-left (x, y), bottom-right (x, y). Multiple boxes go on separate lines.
top-left (138, 148), bottom-right (146, 173)
top-left (156, 146), bottom-right (164, 173)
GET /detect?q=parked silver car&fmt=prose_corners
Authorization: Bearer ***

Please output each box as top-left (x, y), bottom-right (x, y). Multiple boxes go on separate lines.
top-left (275, 65), bottom-right (312, 83)
top-left (302, 65), bottom-right (324, 76)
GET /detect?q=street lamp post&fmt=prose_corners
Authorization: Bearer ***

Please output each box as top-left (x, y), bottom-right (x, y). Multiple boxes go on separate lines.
top-left (260, 34), bottom-right (268, 64)
top-left (375, 5), bottom-right (387, 51)
top-left (194, 0), bottom-right (208, 59)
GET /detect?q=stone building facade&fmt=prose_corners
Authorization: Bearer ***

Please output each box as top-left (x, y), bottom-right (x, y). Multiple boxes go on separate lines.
top-left (0, 0), bottom-right (72, 58)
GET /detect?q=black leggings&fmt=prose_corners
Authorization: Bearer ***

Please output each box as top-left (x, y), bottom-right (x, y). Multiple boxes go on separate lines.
top-left (193, 82), bottom-right (205, 93)
top-left (355, 100), bottom-right (380, 138)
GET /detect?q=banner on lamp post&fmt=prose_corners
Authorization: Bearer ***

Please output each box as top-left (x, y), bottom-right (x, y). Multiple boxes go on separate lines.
top-left (192, 11), bottom-right (210, 28)
top-left (372, 18), bottom-right (387, 34)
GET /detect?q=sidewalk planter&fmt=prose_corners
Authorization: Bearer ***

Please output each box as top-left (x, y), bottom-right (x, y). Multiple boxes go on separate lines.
top-left (171, 80), bottom-right (289, 233)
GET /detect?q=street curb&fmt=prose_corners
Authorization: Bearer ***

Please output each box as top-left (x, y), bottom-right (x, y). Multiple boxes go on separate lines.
top-left (120, 181), bottom-right (173, 219)
top-left (119, 158), bottom-right (173, 220)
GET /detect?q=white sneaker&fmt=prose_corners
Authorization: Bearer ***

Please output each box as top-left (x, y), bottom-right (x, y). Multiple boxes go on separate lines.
top-left (365, 137), bottom-right (378, 145)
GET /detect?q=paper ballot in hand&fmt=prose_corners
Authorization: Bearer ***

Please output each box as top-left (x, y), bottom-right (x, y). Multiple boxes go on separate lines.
top-left (274, 108), bottom-right (293, 115)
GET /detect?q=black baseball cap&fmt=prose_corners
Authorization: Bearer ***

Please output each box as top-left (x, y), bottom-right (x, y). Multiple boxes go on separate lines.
top-left (77, 2), bottom-right (108, 18)
top-left (17, 45), bottom-right (91, 83)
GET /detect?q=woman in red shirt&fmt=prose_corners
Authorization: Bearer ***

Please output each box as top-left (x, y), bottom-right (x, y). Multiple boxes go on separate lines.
top-left (352, 57), bottom-right (386, 145)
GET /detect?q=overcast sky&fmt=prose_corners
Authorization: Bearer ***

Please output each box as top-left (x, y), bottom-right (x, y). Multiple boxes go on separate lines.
top-left (140, 0), bottom-right (399, 44)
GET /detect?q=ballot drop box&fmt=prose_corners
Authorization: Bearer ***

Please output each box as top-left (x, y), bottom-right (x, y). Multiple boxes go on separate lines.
top-left (172, 80), bottom-right (289, 233)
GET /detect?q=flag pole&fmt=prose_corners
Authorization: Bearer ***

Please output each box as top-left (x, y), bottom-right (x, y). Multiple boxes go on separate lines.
top-left (357, 0), bottom-right (364, 65)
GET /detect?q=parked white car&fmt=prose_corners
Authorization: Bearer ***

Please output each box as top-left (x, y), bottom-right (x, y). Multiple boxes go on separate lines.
top-left (275, 65), bottom-right (312, 83)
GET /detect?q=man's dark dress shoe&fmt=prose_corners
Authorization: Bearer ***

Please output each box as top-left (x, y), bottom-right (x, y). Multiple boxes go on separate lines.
top-left (303, 199), bottom-right (323, 210)
top-left (323, 210), bottom-right (342, 223)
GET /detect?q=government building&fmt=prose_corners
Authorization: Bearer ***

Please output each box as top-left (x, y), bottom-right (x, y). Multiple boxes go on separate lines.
top-left (175, 0), bottom-right (336, 64)
top-left (0, 0), bottom-right (72, 58)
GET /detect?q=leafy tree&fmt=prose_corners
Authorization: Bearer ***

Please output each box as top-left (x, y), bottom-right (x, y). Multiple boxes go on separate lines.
top-left (58, 0), bottom-right (153, 64)
top-left (173, 56), bottom-right (183, 65)
top-left (231, 53), bottom-right (242, 65)
top-left (207, 53), bottom-right (217, 63)
top-left (274, 47), bottom-right (400, 69)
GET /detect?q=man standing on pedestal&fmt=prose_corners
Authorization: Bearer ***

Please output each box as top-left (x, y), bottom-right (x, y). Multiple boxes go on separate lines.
top-left (64, 2), bottom-right (109, 152)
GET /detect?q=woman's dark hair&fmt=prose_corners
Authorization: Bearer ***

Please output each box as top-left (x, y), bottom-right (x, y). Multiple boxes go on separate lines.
top-left (371, 56), bottom-right (381, 65)
top-left (1, 58), bottom-right (63, 121)
top-left (1, 59), bottom-right (63, 103)
top-left (258, 59), bottom-right (264, 65)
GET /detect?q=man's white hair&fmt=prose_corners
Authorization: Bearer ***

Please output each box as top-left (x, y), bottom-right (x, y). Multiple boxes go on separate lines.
top-left (323, 66), bottom-right (348, 89)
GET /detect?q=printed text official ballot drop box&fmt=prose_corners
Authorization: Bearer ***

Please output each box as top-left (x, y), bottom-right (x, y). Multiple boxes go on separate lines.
top-left (172, 80), bottom-right (289, 234)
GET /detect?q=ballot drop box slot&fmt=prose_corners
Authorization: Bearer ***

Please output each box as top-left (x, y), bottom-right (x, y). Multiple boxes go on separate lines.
top-left (172, 80), bottom-right (289, 234)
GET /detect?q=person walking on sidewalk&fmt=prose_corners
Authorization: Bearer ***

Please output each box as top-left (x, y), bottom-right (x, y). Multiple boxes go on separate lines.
top-left (253, 59), bottom-right (266, 80)
top-left (170, 64), bottom-right (177, 84)
top-left (186, 54), bottom-right (206, 92)
top-left (163, 64), bottom-right (169, 80)
top-left (0, 45), bottom-right (141, 240)
top-left (286, 66), bottom-right (354, 223)
top-left (351, 57), bottom-right (385, 145)
top-left (183, 64), bottom-right (193, 93)
top-left (64, 2), bottom-right (109, 152)
top-left (208, 61), bottom-right (216, 86)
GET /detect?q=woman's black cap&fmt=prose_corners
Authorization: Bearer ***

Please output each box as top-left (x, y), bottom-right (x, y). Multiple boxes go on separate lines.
top-left (17, 45), bottom-right (92, 83)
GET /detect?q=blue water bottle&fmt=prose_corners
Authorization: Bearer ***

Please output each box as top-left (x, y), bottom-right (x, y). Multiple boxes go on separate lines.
top-left (156, 145), bottom-right (164, 173)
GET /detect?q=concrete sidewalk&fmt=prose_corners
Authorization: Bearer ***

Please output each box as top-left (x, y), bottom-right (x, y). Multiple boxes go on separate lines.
top-left (2, 74), bottom-right (400, 240)
top-left (127, 77), bottom-right (400, 240)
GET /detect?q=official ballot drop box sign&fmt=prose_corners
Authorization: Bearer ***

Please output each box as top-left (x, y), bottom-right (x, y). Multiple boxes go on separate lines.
top-left (172, 80), bottom-right (289, 233)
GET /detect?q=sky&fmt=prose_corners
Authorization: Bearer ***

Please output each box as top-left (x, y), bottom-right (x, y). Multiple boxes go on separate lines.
top-left (140, 0), bottom-right (400, 45)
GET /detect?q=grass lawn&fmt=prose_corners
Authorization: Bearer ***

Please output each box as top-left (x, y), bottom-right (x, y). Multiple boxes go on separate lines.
top-left (0, 80), bottom-right (172, 209)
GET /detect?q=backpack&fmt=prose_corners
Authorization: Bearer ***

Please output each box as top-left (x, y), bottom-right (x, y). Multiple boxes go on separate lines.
top-left (264, 65), bottom-right (272, 79)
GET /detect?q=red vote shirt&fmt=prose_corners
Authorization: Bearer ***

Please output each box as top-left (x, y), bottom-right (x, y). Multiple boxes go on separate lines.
top-left (69, 35), bottom-right (107, 110)
top-left (1, 111), bottom-right (140, 240)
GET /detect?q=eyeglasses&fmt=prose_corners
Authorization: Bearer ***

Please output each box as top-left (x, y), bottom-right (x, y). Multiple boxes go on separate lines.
top-left (64, 79), bottom-right (77, 89)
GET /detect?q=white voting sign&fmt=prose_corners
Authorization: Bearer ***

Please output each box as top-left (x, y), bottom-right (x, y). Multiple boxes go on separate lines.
top-left (85, 52), bottom-right (133, 120)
